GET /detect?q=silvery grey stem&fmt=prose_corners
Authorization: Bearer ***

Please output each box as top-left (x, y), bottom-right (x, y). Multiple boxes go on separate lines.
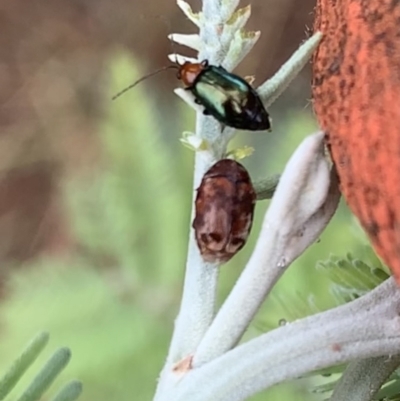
top-left (165, 0), bottom-right (246, 367)
top-left (167, 97), bottom-right (222, 365)
top-left (257, 32), bottom-right (322, 107)
top-left (172, 278), bottom-right (400, 401)
top-left (329, 355), bottom-right (400, 401)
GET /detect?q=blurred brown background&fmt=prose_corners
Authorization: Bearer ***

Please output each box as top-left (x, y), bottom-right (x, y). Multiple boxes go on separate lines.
top-left (0, 0), bottom-right (315, 271)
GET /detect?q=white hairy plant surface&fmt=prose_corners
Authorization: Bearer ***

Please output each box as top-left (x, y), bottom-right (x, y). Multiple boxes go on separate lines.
top-left (152, 1), bottom-right (400, 400)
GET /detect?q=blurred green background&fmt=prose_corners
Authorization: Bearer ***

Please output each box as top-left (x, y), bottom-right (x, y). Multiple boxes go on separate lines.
top-left (0, 0), bottom-right (382, 400)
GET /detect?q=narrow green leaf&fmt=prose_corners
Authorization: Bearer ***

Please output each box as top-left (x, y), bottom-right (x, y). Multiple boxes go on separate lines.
top-left (50, 380), bottom-right (82, 401)
top-left (16, 347), bottom-right (71, 401)
top-left (0, 332), bottom-right (49, 400)
top-left (312, 379), bottom-right (338, 394)
top-left (317, 253), bottom-right (389, 306)
top-left (376, 378), bottom-right (400, 400)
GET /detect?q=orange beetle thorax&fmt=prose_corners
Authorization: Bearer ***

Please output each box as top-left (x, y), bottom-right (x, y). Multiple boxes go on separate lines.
top-left (178, 61), bottom-right (207, 87)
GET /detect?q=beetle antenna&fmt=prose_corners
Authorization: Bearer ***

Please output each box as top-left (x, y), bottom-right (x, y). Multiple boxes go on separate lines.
top-left (112, 65), bottom-right (179, 100)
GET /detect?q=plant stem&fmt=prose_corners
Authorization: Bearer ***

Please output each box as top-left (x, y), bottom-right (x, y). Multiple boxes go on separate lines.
top-left (253, 174), bottom-right (280, 200)
top-left (173, 278), bottom-right (400, 401)
top-left (166, 0), bottom-right (234, 356)
top-left (329, 355), bottom-right (400, 401)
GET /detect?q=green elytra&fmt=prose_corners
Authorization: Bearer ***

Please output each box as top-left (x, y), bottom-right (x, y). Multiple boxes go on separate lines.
top-left (180, 60), bottom-right (271, 131)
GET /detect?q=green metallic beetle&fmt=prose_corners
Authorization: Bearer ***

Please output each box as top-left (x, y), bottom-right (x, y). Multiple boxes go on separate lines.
top-left (177, 59), bottom-right (271, 131)
top-left (112, 59), bottom-right (271, 131)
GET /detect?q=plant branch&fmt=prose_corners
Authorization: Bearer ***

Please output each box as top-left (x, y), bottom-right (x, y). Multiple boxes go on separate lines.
top-left (165, 0), bottom-right (246, 367)
top-left (173, 278), bottom-right (400, 401)
top-left (329, 355), bottom-right (400, 401)
top-left (193, 131), bottom-right (340, 366)
top-left (154, 1), bottom-right (329, 400)
top-left (253, 174), bottom-right (280, 200)
top-left (258, 32), bottom-right (322, 107)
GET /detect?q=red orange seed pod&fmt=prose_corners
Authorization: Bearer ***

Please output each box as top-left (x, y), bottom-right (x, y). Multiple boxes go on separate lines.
top-left (192, 159), bottom-right (256, 264)
top-left (312, 0), bottom-right (400, 283)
